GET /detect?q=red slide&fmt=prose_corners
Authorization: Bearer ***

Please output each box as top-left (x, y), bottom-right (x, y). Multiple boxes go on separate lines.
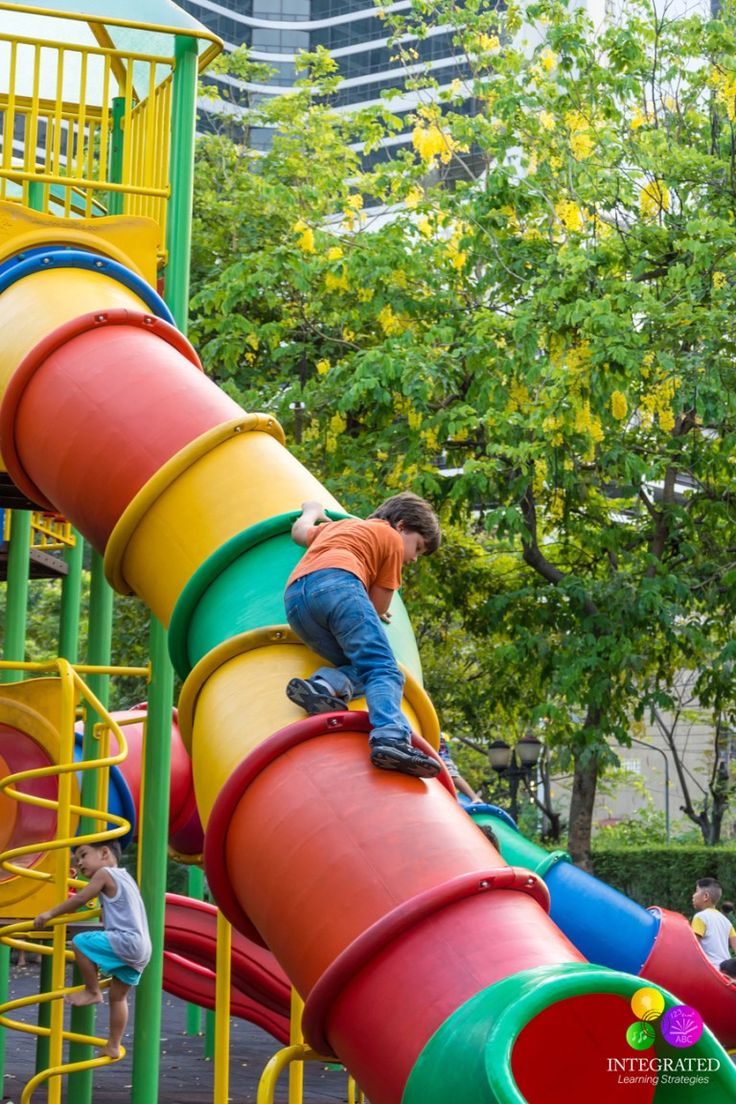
top-left (163, 894), bottom-right (290, 1044)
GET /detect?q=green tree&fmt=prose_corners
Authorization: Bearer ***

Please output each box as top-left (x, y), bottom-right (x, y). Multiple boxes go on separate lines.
top-left (190, 0), bottom-right (736, 867)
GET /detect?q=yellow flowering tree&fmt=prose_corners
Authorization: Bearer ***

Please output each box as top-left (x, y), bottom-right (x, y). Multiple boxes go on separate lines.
top-left (190, 1), bottom-right (736, 857)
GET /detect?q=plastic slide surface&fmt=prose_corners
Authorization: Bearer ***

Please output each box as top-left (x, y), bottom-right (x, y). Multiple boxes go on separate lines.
top-left (162, 894), bottom-right (290, 1043)
top-left (471, 805), bottom-right (736, 1048)
top-left (1, 233), bottom-right (735, 1102)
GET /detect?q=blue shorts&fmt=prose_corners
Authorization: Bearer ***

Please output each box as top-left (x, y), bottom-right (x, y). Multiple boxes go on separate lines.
top-left (73, 931), bottom-right (142, 986)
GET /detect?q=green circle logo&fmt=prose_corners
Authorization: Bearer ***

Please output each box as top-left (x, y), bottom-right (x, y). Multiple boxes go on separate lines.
top-left (626, 1021), bottom-right (656, 1050)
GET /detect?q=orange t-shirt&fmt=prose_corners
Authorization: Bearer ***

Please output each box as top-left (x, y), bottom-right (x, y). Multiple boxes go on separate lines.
top-left (286, 518), bottom-right (403, 592)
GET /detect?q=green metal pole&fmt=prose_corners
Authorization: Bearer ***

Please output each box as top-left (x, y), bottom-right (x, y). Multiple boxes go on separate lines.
top-left (59, 530), bottom-right (85, 662)
top-left (33, 954), bottom-right (54, 1074)
top-left (131, 617), bottom-right (173, 1104)
top-left (204, 1008), bottom-right (215, 1062)
top-left (67, 551), bottom-right (112, 1102)
top-left (130, 34), bottom-right (196, 1104)
top-left (186, 866), bottom-right (205, 1036)
top-left (2, 510), bottom-right (31, 684)
top-left (0, 942), bottom-right (8, 1095)
top-left (108, 98), bottom-right (126, 217)
top-left (165, 36), bottom-right (199, 326)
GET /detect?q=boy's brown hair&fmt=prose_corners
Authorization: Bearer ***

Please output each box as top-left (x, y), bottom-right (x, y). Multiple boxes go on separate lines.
top-left (369, 492), bottom-right (441, 553)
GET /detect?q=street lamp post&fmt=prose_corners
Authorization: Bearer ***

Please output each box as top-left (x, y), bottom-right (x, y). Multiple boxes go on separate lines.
top-left (487, 734), bottom-right (543, 823)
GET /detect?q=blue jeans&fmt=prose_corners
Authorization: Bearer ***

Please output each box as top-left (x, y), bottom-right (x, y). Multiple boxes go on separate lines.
top-left (284, 568), bottom-right (410, 745)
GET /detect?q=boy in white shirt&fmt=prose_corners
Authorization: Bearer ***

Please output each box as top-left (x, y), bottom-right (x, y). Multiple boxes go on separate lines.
top-left (691, 877), bottom-right (736, 968)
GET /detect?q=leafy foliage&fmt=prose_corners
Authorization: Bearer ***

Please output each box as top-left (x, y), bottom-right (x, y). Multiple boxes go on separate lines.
top-left (189, 0), bottom-right (736, 863)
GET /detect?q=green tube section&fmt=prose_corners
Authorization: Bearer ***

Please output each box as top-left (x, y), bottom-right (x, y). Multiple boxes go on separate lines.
top-left (167, 511), bottom-right (424, 683)
top-left (402, 963), bottom-right (736, 1104)
top-left (472, 811), bottom-right (571, 878)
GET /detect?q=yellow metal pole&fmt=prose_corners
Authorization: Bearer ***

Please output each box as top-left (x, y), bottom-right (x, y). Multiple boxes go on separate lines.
top-left (212, 910), bottom-right (232, 1104)
top-left (288, 989), bottom-right (305, 1104)
top-left (46, 660), bottom-right (76, 1104)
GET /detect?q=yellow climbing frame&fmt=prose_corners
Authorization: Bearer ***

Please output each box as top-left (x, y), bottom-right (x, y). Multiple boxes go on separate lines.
top-left (0, 658), bottom-right (148, 1104)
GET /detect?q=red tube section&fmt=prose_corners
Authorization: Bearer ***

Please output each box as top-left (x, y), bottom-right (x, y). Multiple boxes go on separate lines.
top-left (205, 714), bottom-right (585, 1102)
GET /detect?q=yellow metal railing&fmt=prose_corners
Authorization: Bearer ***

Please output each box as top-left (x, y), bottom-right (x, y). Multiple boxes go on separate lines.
top-left (256, 989), bottom-right (365, 1104)
top-left (126, 70), bottom-right (173, 235)
top-left (29, 511), bottom-right (75, 552)
top-left (0, 658), bottom-right (148, 1104)
top-left (1, 510), bottom-right (76, 556)
top-left (2, 508), bottom-right (75, 553)
top-left (0, 30), bottom-right (174, 253)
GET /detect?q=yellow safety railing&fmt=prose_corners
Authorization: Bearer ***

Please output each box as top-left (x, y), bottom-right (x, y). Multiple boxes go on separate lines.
top-left (256, 989), bottom-right (365, 1104)
top-left (1, 508), bottom-right (75, 554)
top-left (0, 658), bottom-right (148, 1104)
top-left (29, 511), bottom-right (76, 552)
top-left (0, 30), bottom-right (174, 256)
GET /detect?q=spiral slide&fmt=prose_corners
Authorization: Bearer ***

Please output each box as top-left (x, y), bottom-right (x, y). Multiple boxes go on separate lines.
top-left (471, 806), bottom-right (736, 1048)
top-left (1, 228), bottom-right (735, 1103)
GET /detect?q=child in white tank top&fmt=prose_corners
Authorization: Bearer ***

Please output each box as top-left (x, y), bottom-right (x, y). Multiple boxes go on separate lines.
top-left (34, 839), bottom-right (150, 1059)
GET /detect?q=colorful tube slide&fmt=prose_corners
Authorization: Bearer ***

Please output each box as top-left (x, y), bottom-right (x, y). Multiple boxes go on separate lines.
top-left (1, 226), bottom-right (734, 1102)
top-left (471, 805), bottom-right (736, 1048)
top-left (162, 894), bottom-right (290, 1043)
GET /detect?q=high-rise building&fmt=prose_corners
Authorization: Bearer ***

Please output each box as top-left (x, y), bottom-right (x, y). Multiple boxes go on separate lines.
top-left (176, 1), bottom-right (474, 153)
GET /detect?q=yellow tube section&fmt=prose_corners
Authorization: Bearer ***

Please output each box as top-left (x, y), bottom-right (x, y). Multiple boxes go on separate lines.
top-left (104, 418), bottom-right (343, 625)
top-left (177, 629), bottom-right (440, 827)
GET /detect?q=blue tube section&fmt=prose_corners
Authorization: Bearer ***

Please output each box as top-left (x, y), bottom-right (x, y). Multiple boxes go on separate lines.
top-left (467, 806), bottom-right (659, 974)
top-left (545, 859), bottom-right (659, 974)
top-left (463, 802), bottom-right (519, 830)
top-left (73, 734), bottom-right (135, 850)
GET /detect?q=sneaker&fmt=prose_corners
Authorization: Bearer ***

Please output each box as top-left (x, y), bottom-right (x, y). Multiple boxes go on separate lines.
top-left (369, 739), bottom-right (440, 779)
top-left (286, 677), bottom-right (348, 715)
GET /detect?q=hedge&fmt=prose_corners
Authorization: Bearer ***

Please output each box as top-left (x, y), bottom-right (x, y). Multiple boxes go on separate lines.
top-left (591, 847), bottom-right (736, 913)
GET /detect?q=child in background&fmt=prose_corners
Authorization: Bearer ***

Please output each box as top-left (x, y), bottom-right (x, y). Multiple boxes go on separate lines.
top-left (284, 492), bottom-right (441, 778)
top-left (34, 840), bottom-right (151, 1058)
top-left (691, 877), bottom-right (736, 969)
top-left (439, 733), bottom-right (482, 802)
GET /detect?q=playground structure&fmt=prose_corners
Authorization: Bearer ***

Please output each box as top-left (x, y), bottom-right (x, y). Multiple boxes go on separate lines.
top-left (0, 4), bottom-right (735, 1104)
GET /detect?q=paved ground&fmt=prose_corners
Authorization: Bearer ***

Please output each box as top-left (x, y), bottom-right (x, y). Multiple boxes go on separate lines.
top-left (2, 961), bottom-right (355, 1103)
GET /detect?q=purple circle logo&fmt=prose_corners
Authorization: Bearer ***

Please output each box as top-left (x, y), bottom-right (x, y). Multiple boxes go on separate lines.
top-left (661, 1005), bottom-right (704, 1048)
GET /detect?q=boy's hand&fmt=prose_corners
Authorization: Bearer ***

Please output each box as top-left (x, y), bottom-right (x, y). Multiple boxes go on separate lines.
top-left (292, 501), bottom-right (330, 546)
top-left (379, 611), bottom-right (392, 623)
top-left (300, 500), bottom-right (330, 523)
top-left (33, 911), bottom-right (53, 930)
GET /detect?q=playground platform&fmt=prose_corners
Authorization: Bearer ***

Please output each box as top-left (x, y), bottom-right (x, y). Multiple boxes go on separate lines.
top-left (2, 962), bottom-right (349, 1104)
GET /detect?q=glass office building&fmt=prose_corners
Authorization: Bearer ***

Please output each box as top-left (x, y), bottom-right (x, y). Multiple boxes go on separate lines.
top-left (177, 0), bottom-right (474, 153)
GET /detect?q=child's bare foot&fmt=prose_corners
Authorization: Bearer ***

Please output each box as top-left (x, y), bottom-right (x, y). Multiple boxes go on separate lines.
top-left (66, 989), bottom-right (103, 1007)
top-left (100, 1041), bottom-right (121, 1059)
